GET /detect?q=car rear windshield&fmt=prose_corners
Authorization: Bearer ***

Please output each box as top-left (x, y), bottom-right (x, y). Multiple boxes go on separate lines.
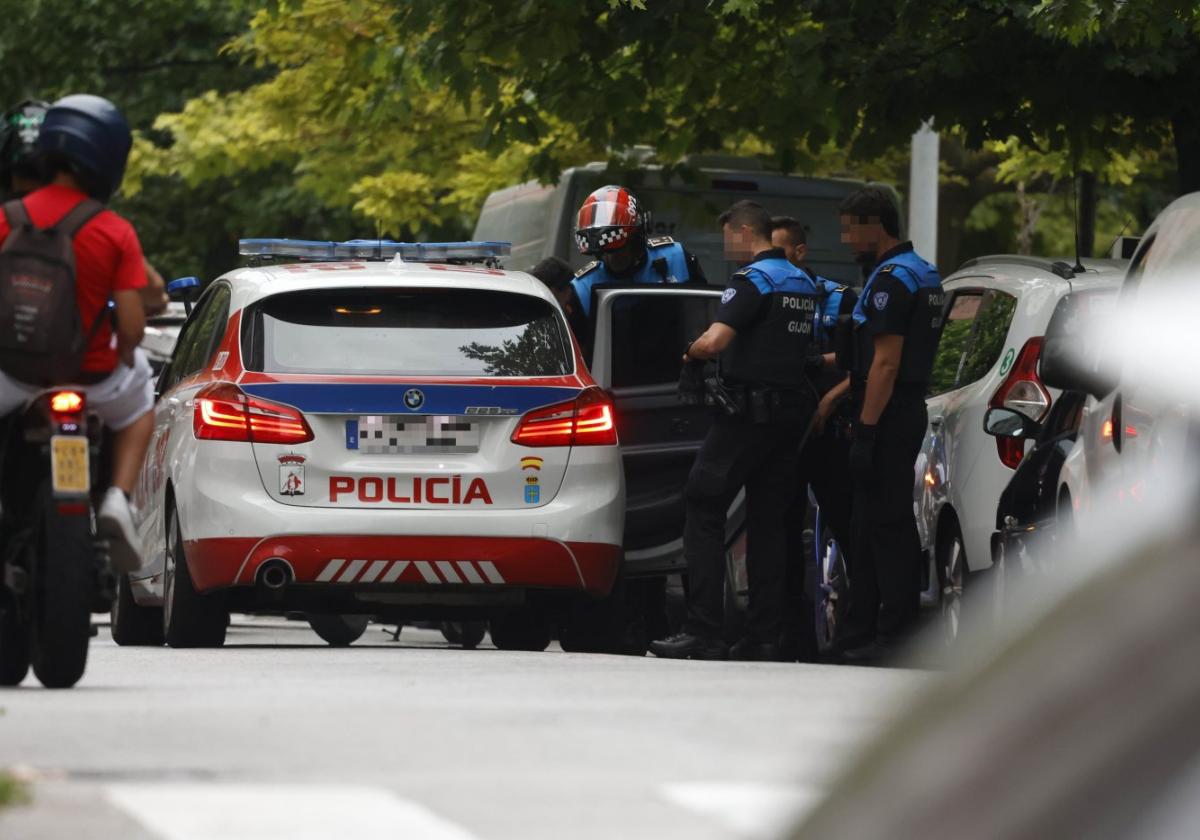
top-left (242, 287), bottom-right (572, 377)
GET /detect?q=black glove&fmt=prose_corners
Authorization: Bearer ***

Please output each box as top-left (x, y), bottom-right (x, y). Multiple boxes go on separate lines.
top-left (848, 422), bottom-right (877, 480)
top-left (803, 354), bottom-right (825, 376)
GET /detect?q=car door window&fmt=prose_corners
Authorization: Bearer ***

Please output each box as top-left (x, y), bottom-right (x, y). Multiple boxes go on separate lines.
top-left (958, 290), bottom-right (1017, 385)
top-left (160, 285), bottom-right (230, 391)
top-left (929, 291), bottom-right (983, 395)
top-left (609, 294), bottom-right (718, 389)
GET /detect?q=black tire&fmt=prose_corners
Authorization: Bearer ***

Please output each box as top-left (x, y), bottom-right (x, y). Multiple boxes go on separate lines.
top-left (29, 482), bottom-right (92, 688)
top-left (163, 506), bottom-right (227, 648)
top-left (0, 606), bottom-right (29, 687)
top-left (440, 621), bottom-right (487, 650)
top-left (490, 608), bottom-right (551, 652)
top-left (937, 518), bottom-right (969, 648)
top-left (111, 572), bottom-right (164, 646)
top-left (560, 568), bottom-right (647, 656)
top-left (307, 613), bottom-right (369, 646)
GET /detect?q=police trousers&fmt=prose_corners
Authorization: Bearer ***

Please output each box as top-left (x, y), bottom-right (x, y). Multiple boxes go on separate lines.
top-left (843, 393), bottom-right (928, 643)
top-left (682, 413), bottom-right (802, 641)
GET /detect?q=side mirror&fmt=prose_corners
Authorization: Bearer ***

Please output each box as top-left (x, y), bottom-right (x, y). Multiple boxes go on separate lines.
top-left (167, 276), bottom-right (201, 316)
top-left (983, 406), bottom-right (1040, 440)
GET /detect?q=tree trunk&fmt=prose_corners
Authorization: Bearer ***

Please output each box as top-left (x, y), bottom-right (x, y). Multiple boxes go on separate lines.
top-left (1077, 170), bottom-right (1097, 259)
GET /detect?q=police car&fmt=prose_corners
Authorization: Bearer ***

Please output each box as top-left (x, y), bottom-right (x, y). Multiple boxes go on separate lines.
top-left (111, 240), bottom-right (625, 650)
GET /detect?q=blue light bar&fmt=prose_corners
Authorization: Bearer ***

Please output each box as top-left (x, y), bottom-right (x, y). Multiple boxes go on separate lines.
top-left (238, 238), bottom-right (511, 263)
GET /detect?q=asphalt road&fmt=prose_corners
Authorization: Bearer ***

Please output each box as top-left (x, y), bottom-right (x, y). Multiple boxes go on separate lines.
top-left (0, 617), bottom-right (924, 840)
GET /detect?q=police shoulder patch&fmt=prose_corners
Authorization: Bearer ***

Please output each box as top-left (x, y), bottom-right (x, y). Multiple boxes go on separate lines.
top-left (646, 235), bottom-right (675, 248)
top-left (720, 287), bottom-right (737, 304)
top-left (575, 260), bottom-right (601, 278)
top-left (873, 291), bottom-right (890, 310)
top-left (878, 263), bottom-right (895, 273)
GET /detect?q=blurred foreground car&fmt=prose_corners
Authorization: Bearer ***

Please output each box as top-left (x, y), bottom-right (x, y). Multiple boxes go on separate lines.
top-left (140, 301), bottom-right (188, 376)
top-left (1057, 192), bottom-right (1200, 533)
top-left (113, 240), bottom-right (626, 650)
top-left (915, 256), bottom-right (1126, 641)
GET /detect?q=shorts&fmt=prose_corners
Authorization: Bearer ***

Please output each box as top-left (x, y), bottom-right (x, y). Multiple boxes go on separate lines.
top-left (0, 349), bottom-right (155, 431)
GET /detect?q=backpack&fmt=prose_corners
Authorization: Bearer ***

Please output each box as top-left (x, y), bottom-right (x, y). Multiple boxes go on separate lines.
top-left (0, 198), bottom-right (104, 385)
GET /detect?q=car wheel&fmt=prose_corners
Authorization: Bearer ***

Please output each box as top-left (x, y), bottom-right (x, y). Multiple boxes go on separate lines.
top-left (560, 567), bottom-right (647, 656)
top-left (162, 506), bottom-right (227, 648)
top-left (307, 614), bottom-right (369, 646)
top-left (490, 608), bottom-right (551, 652)
top-left (110, 573), bottom-right (164, 647)
top-left (440, 621), bottom-right (487, 650)
top-left (938, 522), bottom-right (968, 647)
top-left (814, 526), bottom-right (849, 656)
top-left (0, 605), bottom-right (29, 686)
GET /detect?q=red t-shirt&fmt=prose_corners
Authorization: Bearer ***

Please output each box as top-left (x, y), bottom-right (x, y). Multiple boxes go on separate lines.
top-left (0, 184), bottom-right (146, 373)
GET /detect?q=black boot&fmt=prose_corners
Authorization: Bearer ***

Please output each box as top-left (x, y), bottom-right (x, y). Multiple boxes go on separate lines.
top-left (649, 632), bottom-right (729, 661)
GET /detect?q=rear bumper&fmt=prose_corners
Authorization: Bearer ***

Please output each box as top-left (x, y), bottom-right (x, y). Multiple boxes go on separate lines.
top-left (185, 535), bottom-right (622, 597)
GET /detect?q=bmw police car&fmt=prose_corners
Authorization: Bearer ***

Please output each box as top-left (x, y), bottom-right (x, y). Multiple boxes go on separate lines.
top-left (111, 240), bottom-right (624, 650)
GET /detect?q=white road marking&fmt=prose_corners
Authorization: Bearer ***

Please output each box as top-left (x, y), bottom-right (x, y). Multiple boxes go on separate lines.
top-left (314, 559), bottom-right (344, 583)
top-left (477, 561), bottom-right (505, 584)
top-left (106, 783), bottom-right (480, 840)
top-left (415, 560), bottom-right (441, 583)
top-left (458, 561), bottom-right (485, 584)
top-left (435, 560), bottom-right (462, 583)
top-left (358, 559), bottom-right (388, 583)
top-left (336, 559), bottom-right (367, 583)
top-left (380, 560), bottom-right (409, 583)
top-left (660, 782), bottom-right (821, 839)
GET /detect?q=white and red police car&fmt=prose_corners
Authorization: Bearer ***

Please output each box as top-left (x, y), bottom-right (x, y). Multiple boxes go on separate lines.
top-left (111, 240), bottom-right (624, 649)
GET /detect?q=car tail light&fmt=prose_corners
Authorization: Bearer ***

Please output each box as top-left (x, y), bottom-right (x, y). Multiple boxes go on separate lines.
top-left (194, 383), bottom-right (313, 444)
top-left (511, 387), bottom-right (617, 447)
top-left (989, 337), bottom-right (1050, 469)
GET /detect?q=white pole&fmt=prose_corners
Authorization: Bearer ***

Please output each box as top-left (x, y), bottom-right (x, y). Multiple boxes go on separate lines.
top-left (909, 120), bottom-right (939, 263)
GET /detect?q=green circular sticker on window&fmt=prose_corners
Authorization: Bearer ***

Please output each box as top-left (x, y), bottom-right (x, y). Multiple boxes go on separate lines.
top-left (999, 348), bottom-right (1016, 376)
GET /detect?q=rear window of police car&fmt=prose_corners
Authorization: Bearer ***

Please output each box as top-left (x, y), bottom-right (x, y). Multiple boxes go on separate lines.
top-left (241, 288), bottom-right (572, 377)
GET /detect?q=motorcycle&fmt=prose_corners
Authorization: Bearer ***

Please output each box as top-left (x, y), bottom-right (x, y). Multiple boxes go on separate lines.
top-left (0, 386), bottom-right (110, 688)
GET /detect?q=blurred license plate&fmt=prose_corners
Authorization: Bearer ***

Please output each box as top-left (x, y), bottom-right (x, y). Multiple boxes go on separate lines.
top-left (51, 435), bottom-right (89, 496)
top-left (347, 415), bottom-right (480, 454)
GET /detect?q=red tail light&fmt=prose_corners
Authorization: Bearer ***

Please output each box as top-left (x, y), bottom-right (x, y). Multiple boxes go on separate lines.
top-left (512, 388), bottom-right (617, 447)
top-left (48, 389), bottom-right (86, 426)
top-left (989, 337), bottom-right (1050, 469)
top-left (194, 383), bottom-right (313, 444)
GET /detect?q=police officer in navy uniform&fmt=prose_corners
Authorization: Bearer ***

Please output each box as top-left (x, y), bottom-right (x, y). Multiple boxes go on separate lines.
top-left (568, 185), bottom-right (706, 345)
top-left (650, 200), bottom-right (821, 662)
top-left (771, 216), bottom-right (858, 659)
top-left (834, 187), bottom-right (944, 664)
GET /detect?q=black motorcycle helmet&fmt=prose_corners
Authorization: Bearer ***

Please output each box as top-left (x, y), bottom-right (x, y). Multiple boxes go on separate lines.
top-left (36, 94), bottom-right (132, 202)
top-left (0, 99), bottom-right (51, 196)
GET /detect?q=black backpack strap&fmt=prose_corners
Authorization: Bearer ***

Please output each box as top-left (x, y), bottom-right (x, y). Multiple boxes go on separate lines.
top-left (1, 200), bottom-right (30, 253)
top-left (54, 198), bottom-right (104, 239)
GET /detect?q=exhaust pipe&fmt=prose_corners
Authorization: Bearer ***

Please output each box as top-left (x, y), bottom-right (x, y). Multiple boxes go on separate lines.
top-left (257, 559), bottom-right (293, 590)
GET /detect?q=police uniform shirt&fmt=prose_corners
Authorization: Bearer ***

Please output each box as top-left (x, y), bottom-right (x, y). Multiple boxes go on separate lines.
top-left (860, 243), bottom-right (920, 339)
top-left (712, 247), bottom-right (787, 331)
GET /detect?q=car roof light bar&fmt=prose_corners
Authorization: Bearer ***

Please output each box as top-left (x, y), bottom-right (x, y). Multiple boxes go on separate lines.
top-left (238, 239), bottom-right (511, 264)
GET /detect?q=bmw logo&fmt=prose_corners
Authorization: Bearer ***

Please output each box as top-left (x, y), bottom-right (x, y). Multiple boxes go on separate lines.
top-left (403, 388), bottom-right (425, 411)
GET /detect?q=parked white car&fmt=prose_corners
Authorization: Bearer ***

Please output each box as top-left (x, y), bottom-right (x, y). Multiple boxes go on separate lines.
top-left (915, 255), bottom-right (1127, 639)
top-left (1056, 192), bottom-right (1200, 537)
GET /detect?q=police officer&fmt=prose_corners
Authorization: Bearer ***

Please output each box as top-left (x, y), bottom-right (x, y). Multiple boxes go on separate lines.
top-left (834, 187), bottom-right (943, 664)
top-left (649, 200), bottom-right (820, 661)
top-left (568, 185), bottom-right (706, 343)
top-left (771, 216), bottom-right (858, 660)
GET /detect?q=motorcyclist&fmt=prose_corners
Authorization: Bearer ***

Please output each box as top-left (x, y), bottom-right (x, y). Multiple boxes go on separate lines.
top-left (567, 184), bottom-right (707, 342)
top-left (0, 94), bottom-right (153, 572)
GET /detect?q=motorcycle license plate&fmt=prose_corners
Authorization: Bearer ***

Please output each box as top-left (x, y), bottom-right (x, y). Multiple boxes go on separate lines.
top-left (51, 435), bottom-right (89, 496)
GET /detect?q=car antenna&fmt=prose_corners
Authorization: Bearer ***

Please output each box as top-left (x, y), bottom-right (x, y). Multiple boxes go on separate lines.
top-left (1104, 216), bottom-right (1135, 259)
top-left (1071, 168), bottom-right (1086, 275)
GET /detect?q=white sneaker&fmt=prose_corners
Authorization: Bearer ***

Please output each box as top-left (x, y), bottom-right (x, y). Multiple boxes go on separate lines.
top-left (98, 487), bottom-right (143, 573)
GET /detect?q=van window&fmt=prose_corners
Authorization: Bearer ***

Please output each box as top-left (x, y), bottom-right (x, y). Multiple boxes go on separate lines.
top-left (472, 184), bottom-right (557, 272)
